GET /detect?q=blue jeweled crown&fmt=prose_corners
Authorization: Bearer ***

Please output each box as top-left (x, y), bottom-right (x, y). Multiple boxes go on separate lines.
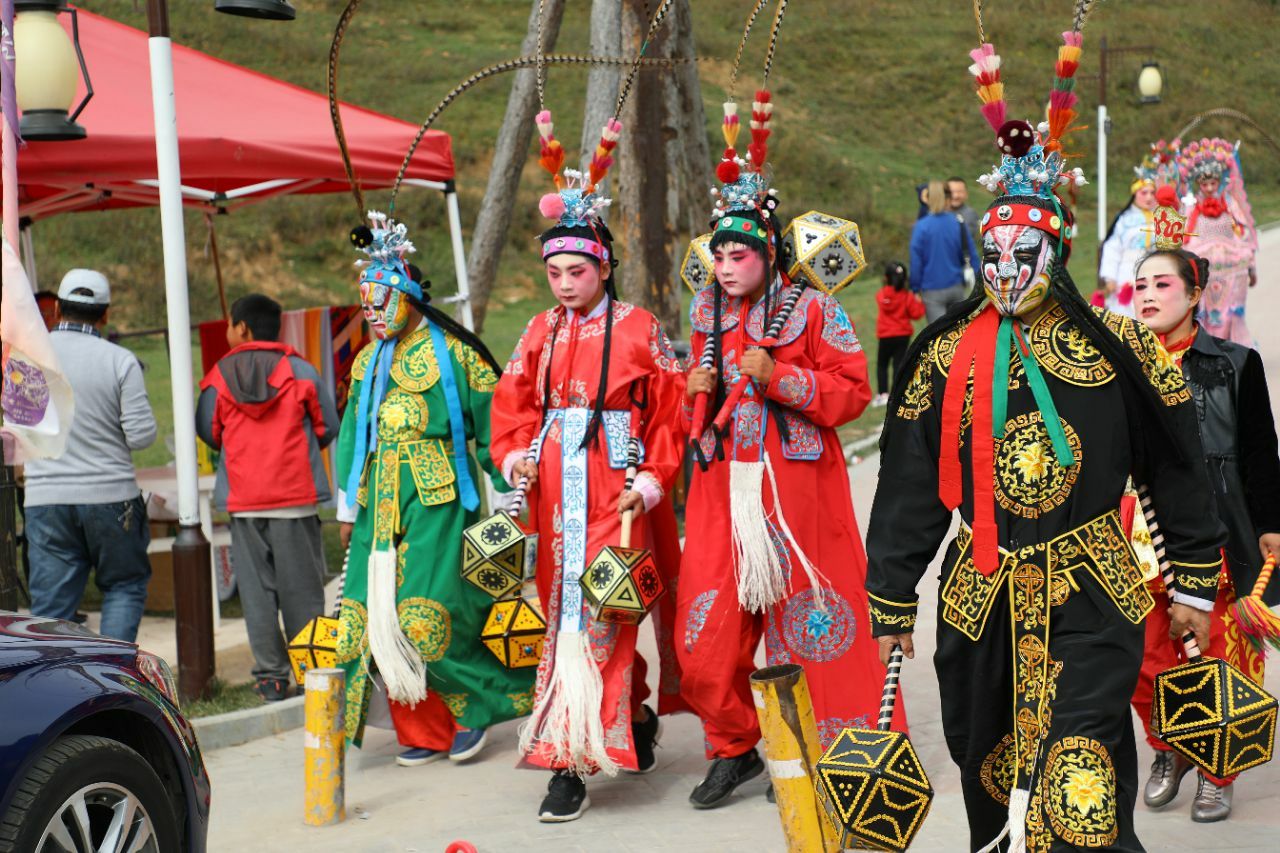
top-left (977, 120), bottom-right (1086, 199)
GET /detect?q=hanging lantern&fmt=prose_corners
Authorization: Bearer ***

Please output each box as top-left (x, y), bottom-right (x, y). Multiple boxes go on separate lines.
top-left (1137, 62), bottom-right (1163, 105)
top-left (12, 0), bottom-right (93, 141)
top-left (213, 0), bottom-right (297, 20)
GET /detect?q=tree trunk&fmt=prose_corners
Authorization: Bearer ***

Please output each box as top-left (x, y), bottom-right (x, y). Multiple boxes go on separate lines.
top-left (614, 0), bottom-right (707, 338)
top-left (465, 0), bottom-right (566, 333)
top-left (579, 0), bottom-right (622, 164)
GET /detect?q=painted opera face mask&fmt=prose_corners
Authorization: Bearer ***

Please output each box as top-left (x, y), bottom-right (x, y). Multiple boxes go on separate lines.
top-left (359, 271), bottom-right (411, 340)
top-left (981, 224), bottom-right (1054, 317)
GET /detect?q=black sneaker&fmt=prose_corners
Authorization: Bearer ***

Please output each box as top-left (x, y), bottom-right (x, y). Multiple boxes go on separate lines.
top-left (253, 677), bottom-right (290, 703)
top-left (538, 770), bottom-right (590, 823)
top-left (689, 749), bottom-right (765, 809)
top-left (629, 704), bottom-right (661, 774)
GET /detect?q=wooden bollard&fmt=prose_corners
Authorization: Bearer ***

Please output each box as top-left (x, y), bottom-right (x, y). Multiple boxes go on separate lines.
top-left (303, 667), bottom-right (346, 826)
top-left (750, 664), bottom-right (840, 853)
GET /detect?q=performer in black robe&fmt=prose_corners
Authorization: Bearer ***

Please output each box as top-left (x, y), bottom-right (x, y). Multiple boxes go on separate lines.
top-left (865, 21), bottom-right (1226, 853)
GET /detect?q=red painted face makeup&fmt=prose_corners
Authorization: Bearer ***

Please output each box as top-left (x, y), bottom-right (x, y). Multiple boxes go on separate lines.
top-left (712, 242), bottom-right (769, 301)
top-left (545, 253), bottom-right (606, 313)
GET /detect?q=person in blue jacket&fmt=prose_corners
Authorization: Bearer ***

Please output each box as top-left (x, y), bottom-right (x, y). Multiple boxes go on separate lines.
top-left (910, 180), bottom-right (982, 322)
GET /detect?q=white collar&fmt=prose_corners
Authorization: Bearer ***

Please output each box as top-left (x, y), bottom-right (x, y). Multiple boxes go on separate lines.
top-left (569, 295), bottom-right (610, 322)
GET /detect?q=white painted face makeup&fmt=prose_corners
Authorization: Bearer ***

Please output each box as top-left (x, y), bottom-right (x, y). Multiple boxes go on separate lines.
top-left (545, 253), bottom-right (607, 313)
top-left (712, 241), bottom-right (769, 302)
top-left (981, 224), bottom-right (1053, 317)
top-left (1134, 253), bottom-right (1198, 336)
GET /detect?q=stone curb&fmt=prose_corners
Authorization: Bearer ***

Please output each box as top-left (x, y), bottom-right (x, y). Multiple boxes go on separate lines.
top-left (192, 694), bottom-right (305, 752)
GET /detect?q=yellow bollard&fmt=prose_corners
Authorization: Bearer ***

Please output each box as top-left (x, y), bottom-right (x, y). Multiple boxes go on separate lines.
top-left (303, 667), bottom-right (346, 826)
top-left (750, 664), bottom-right (840, 853)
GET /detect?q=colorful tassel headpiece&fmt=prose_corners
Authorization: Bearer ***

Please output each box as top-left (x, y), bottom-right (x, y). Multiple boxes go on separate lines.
top-left (349, 211), bottom-right (422, 300)
top-left (709, 90), bottom-right (780, 242)
top-left (1178, 137), bottom-right (1236, 188)
top-left (535, 109), bottom-right (619, 245)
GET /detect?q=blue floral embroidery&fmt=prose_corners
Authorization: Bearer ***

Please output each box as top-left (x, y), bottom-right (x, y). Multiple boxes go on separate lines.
top-left (765, 610), bottom-right (793, 666)
top-left (820, 296), bottom-right (862, 354)
top-left (733, 400), bottom-right (763, 455)
top-left (818, 714), bottom-right (873, 749)
top-left (775, 366), bottom-right (816, 409)
top-left (684, 590), bottom-right (719, 652)
top-left (780, 411), bottom-right (823, 461)
top-left (782, 589), bottom-right (856, 662)
top-left (746, 286), bottom-right (813, 347)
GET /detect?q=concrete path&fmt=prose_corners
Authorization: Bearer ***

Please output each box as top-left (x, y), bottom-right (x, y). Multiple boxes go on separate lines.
top-left (204, 230), bottom-right (1280, 851)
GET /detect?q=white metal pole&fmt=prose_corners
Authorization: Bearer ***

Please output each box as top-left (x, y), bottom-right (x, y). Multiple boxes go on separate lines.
top-left (1096, 104), bottom-right (1108, 244)
top-left (444, 186), bottom-right (475, 331)
top-left (147, 37), bottom-right (199, 526)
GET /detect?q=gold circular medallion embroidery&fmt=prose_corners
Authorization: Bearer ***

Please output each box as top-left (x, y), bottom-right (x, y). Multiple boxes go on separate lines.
top-left (980, 734), bottom-right (1017, 805)
top-left (995, 411), bottom-right (1082, 518)
top-left (1043, 736), bottom-right (1118, 847)
top-left (336, 598), bottom-right (368, 664)
top-left (378, 390), bottom-right (428, 441)
top-left (1030, 305), bottom-right (1114, 387)
top-left (397, 597), bottom-right (452, 662)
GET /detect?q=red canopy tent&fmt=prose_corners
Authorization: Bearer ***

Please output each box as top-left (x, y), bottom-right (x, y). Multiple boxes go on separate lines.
top-left (7, 8), bottom-right (474, 322)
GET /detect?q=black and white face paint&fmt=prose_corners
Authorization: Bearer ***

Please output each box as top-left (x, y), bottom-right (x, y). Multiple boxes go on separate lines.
top-left (981, 224), bottom-right (1054, 317)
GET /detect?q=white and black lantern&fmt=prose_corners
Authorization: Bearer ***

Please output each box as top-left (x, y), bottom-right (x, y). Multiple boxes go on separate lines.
top-left (12, 0), bottom-right (92, 141)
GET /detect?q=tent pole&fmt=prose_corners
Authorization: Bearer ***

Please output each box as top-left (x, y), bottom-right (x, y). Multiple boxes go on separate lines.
top-left (205, 212), bottom-right (229, 321)
top-left (147, 0), bottom-right (214, 704)
top-left (443, 181), bottom-right (475, 331)
top-left (19, 223), bottom-right (37, 290)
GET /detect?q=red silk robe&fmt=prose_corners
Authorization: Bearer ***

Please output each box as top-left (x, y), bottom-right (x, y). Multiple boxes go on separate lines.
top-left (678, 282), bottom-right (906, 759)
top-left (490, 299), bottom-right (687, 772)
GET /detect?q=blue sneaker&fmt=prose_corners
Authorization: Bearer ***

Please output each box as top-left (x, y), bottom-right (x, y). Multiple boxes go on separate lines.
top-left (396, 747), bottom-right (446, 767)
top-left (449, 727), bottom-right (488, 762)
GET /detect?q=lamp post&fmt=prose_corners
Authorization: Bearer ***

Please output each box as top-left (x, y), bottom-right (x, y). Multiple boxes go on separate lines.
top-left (144, 0), bottom-right (292, 702)
top-left (1095, 36), bottom-right (1162, 243)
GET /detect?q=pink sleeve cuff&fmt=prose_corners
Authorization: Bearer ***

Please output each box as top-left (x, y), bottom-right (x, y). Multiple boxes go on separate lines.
top-left (502, 450), bottom-right (526, 488)
top-left (632, 472), bottom-right (664, 513)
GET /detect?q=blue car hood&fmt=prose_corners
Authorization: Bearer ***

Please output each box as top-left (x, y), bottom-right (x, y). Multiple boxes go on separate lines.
top-left (0, 612), bottom-right (137, 672)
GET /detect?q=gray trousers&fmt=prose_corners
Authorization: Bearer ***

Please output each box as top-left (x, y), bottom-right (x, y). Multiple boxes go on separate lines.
top-left (230, 515), bottom-right (327, 682)
top-left (921, 283), bottom-right (969, 323)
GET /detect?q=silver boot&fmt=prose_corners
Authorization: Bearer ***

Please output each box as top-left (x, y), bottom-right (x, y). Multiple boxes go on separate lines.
top-left (1190, 774), bottom-right (1233, 823)
top-left (1143, 751), bottom-right (1191, 808)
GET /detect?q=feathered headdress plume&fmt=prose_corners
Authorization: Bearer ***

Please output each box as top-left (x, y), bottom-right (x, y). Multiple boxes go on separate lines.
top-left (968, 43), bottom-right (1006, 133)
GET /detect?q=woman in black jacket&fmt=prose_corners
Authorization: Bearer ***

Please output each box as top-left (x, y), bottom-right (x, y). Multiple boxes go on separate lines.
top-left (1128, 222), bottom-right (1280, 823)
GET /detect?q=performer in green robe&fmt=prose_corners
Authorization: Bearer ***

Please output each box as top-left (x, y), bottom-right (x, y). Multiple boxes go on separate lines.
top-left (335, 212), bottom-right (533, 766)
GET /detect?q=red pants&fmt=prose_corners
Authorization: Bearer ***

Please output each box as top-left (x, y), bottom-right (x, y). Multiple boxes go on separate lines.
top-left (1130, 583), bottom-right (1264, 786)
top-left (388, 692), bottom-right (457, 751)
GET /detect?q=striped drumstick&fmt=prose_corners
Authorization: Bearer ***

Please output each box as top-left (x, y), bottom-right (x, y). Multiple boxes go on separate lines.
top-left (710, 282), bottom-right (807, 434)
top-left (688, 336), bottom-right (718, 446)
top-left (878, 644), bottom-right (905, 731)
top-left (1136, 483), bottom-right (1203, 659)
top-left (506, 435), bottom-right (544, 519)
top-left (330, 547), bottom-right (350, 619)
top-left (620, 435), bottom-right (641, 549)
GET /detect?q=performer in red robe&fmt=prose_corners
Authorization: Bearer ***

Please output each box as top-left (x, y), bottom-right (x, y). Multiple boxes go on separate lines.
top-left (675, 89), bottom-right (904, 811)
top-left (489, 110), bottom-right (686, 823)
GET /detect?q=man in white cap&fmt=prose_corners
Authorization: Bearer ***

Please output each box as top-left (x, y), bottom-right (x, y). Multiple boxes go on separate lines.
top-left (22, 269), bottom-right (158, 642)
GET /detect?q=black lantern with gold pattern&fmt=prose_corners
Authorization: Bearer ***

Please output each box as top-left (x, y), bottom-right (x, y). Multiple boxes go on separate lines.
top-left (815, 645), bottom-right (932, 851)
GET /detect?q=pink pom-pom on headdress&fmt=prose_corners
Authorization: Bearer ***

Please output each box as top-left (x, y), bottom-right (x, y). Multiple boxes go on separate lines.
top-left (539, 192), bottom-right (567, 221)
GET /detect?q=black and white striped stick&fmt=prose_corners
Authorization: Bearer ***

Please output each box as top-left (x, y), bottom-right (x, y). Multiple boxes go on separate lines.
top-left (1136, 483), bottom-right (1203, 659)
top-left (878, 644), bottom-right (905, 731)
top-left (506, 435), bottom-right (544, 519)
top-left (620, 435), bottom-right (641, 548)
top-left (331, 548), bottom-right (350, 618)
top-left (711, 281), bottom-right (808, 433)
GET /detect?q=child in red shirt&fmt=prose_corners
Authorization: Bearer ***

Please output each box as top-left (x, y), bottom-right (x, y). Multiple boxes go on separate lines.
top-left (872, 261), bottom-right (924, 406)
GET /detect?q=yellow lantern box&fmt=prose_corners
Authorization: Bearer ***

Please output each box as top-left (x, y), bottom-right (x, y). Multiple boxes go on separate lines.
top-left (480, 595), bottom-right (546, 669)
top-left (781, 210), bottom-right (867, 295)
top-left (462, 511), bottom-right (537, 600)
top-left (580, 545), bottom-right (664, 625)
top-left (288, 616), bottom-right (340, 685)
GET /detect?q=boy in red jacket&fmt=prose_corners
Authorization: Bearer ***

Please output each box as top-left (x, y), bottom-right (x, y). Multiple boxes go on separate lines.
top-left (871, 261), bottom-right (924, 407)
top-left (196, 294), bottom-right (339, 701)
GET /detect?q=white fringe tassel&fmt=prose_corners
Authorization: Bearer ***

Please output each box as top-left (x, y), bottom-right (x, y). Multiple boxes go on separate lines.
top-left (518, 630), bottom-right (618, 777)
top-left (976, 786), bottom-right (1029, 853)
top-left (366, 548), bottom-right (426, 707)
top-left (730, 459), bottom-right (788, 613)
top-left (763, 452), bottom-right (829, 605)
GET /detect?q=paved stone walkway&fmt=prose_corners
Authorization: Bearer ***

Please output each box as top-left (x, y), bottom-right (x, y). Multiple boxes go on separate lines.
top-left (205, 229), bottom-right (1280, 851)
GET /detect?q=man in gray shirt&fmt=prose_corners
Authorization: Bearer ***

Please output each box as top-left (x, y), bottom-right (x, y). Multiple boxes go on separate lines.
top-left (23, 270), bottom-right (157, 642)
